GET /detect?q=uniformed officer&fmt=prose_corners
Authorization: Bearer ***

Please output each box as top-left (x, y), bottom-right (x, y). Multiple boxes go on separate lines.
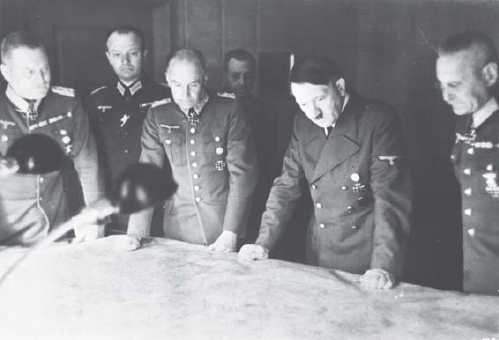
top-left (436, 31), bottom-right (499, 296)
top-left (127, 49), bottom-right (258, 252)
top-left (239, 56), bottom-right (412, 289)
top-left (0, 31), bottom-right (103, 245)
top-left (85, 26), bottom-right (171, 234)
top-left (222, 49), bottom-right (279, 244)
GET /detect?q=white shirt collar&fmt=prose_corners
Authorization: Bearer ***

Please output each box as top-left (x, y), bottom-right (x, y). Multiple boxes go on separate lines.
top-left (117, 80), bottom-right (142, 97)
top-left (5, 86), bottom-right (42, 113)
top-left (472, 96), bottom-right (498, 128)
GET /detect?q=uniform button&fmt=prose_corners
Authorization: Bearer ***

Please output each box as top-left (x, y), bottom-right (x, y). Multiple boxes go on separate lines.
top-left (195, 197), bottom-right (201, 202)
top-left (165, 139), bottom-right (171, 145)
top-left (193, 174), bottom-right (199, 179)
top-left (468, 228), bottom-right (475, 237)
top-left (190, 151), bottom-right (196, 157)
top-left (464, 208), bottom-right (472, 216)
top-left (190, 128), bottom-right (196, 133)
top-left (39, 197), bottom-right (43, 201)
top-left (450, 154), bottom-right (455, 160)
top-left (316, 203), bottom-right (322, 208)
top-left (1, 135), bottom-right (8, 142)
top-left (351, 225), bottom-right (358, 230)
top-left (194, 185), bottom-right (200, 191)
top-left (486, 164), bottom-right (494, 171)
top-left (215, 136), bottom-right (220, 142)
top-left (319, 223), bottom-right (325, 229)
top-left (124, 149), bottom-right (128, 153)
top-left (464, 188), bottom-right (472, 196)
top-left (347, 206), bottom-right (352, 214)
top-left (192, 162), bottom-right (198, 168)
top-left (39, 177), bottom-right (44, 183)
top-left (190, 140), bottom-right (195, 145)
top-left (463, 168), bottom-right (471, 175)
top-left (341, 185), bottom-right (348, 191)
top-left (467, 148), bottom-right (474, 155)
top-left (311, 185), bottom-right (317, 190)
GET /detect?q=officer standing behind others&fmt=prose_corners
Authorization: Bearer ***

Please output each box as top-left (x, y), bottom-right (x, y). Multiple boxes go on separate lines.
top-left (85, 26), bottom-right (171, 234)
top-left (127, 49), bottom-right (258, 252)
top-left (436, 31), bottom-right (499, 295)
top-left (222, 49), bottom-right (279, 244)
top-left (0, 31), bottom-right (104, 245)
top-left (239, 56), bottom-right (412, 289)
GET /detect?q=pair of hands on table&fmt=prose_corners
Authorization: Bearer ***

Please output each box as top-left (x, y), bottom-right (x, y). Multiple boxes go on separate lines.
top-left (119, 230), bottom-right (238, 252)
top-left (238, 244), bottom-right (395, 289)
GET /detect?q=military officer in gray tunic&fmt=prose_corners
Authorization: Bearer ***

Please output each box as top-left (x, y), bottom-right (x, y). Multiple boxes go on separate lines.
top-left (239, 56), bottom-right (412, 290)
top-left (436, 31), bottom-right (499, 295)
top-left (128, 49), bottom-right (258, 252)
top-left (0, 31), bottom-right (104, 245)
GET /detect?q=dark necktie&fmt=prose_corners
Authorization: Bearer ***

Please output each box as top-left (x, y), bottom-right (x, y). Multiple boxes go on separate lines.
top-left (325, 126), bottom-right (333, 138)
top-left (26, 99), bottom-right (38, 121)
top-left (123, 86), bottom-right (132, 101)
top-left (188, 108), bottom-right (199, 125)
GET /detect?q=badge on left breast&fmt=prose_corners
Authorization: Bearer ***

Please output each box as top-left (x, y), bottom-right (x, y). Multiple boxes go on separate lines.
top-left (483, 164), bottom-right (499, 198)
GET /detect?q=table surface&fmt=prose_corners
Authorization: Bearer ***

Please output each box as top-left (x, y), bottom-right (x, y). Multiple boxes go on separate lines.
top-left (0, 236), bottom-right (497, 340)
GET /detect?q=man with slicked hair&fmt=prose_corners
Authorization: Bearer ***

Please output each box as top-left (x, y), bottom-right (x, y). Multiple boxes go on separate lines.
top-left (239, 55), bottom-right (412, 290)
top-left (436, 30), bottom-right (499, 295)
top-left (0, 31), bottom-right (103, 245)
top-left (85, 26), bottom-right (171, 235)
top-left (128, 49), bottom-right (258, 252)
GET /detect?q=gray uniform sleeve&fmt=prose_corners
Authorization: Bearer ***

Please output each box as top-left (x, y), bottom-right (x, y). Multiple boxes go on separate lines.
top-left (127, 108), bottom-right (164, 237)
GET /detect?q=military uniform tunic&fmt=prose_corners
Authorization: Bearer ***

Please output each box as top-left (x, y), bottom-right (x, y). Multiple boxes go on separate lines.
top-left (86, 79), bottom-right (171, 233)
top-left (86, 79), bottom-right (171, 190)
top-left (452, 111), bottom-right (499, 295)
top-left (128, 92), bottom-right (258, 245)
top-left (0, 86), bottom-right (103, 245)
top-left (256, 94), bottom-right (412, 276)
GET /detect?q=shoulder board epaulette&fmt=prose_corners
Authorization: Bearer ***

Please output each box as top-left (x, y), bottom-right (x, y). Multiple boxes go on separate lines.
top-left (217, 91), bottom-right (236, 99)
top-left (151, 97), bottom-right (172, 108)
top-left (90, 85), bottom-right (107, 95)
top-left (51, 86), bottom-right (75, 97)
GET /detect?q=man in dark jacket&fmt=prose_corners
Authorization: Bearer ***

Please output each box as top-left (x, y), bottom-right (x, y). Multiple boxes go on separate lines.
top-left (85, 26), bottom-right (171, 234)
top-left (222, 49), bottom-right (279, 244)
top-left (239, 56), bottom-right (412, 289)
top-left (128, 49), bottom-right (258, 252)
top-left (436, 31), bottom-right (499, 295)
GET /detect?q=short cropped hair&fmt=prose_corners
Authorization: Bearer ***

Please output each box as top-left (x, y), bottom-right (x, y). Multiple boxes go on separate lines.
top-left (290, 55), bottom-right (342, 85)
top-left (105, 26), bottom-right (145, 51)
top-left (166, 49), bottom-right (206, 75)
top-left (438, 30), bottom-right (498, 65)
top-left (223, 49), bottom-right (255, 71)
top-left (1, 31), bottom-right (46, 63)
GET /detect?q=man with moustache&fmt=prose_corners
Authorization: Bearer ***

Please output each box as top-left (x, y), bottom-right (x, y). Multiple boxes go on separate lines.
top-left (239, 56), bottom-right (412, 289)
top-left (86, 26), bottom-right (171, 234)
top-left (0, 31), bottom-right (103, 245)
top-left (127, 49), bottom-right (258, 252)
top-left (436, 30), bottom-right (499, 295)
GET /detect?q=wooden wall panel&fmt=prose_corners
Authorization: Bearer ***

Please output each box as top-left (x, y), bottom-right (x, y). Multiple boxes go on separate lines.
top-left (184, 0), bottom-right (223, 87)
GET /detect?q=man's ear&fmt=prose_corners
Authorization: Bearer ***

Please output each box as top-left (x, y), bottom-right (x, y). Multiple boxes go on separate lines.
top-left (335, 78), bottom-right (346, 96)
top-left (483, 62), bottom-right (498, 87)
top-left (203, 72), bottom-right (209, 85)
top-left (142, 49), bottom-right (148, 60)
top-left (105, 51), bottom-right (112, 64)
top-left (0, 64), bottom-right (10, 83)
